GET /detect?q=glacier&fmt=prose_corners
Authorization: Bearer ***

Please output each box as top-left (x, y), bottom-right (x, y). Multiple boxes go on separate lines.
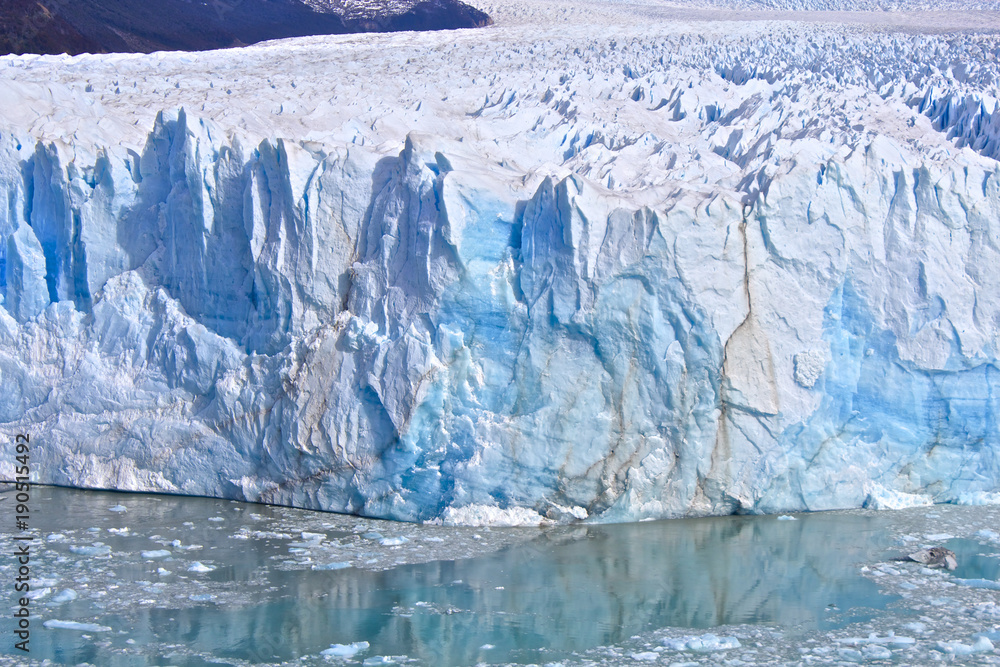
top-left (0, 0), bottom-right (999, 523)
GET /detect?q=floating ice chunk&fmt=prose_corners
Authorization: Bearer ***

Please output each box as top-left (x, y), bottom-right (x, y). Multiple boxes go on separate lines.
top-left (301, 532), bottom-right (326, 541)
top-left (934, 637), bottom-right (995, 655)
top-left (189, 593), bottom-right (216, 602)
top-left (976, 529), bottom-right (1000, 542)
top-left (362, 532), bottom-right (384, 540)
top-left (27, 588), bottom-right (50, 600)
top-left (662, 633), bottom-right (741, 652)
top-left (776, 515), bottom-right (797, 521)
top-left (837, 647), bottom-right (863, 662)
top-left (362, 657), bottom-right (399, 666)
top-left (208, 517), bottom-right (225, 522)
top-left (924, 533), bottom-right (955, 541)
top-left (69, 544), bottom-right (111, 557)
top-left (322, 641), bottom-right (370, 658)
top-left (312, 562), bottom-right (352, 570)
top-left (187, 562), bottom-right (215, 573)
top-left (835, 633), bottom-right (914, 647)
top-left (289, 539), bottom-right (324, 548)
top-left (631, 652), bottom-right (659, 661)
top-left (46, 534), bottom-right (67, 542)
top-left (44, 620), bottom-right (112, 632)
top-left (479, 644), bottom-right (494, 650)
top-left (107, 527), bottom-right (129, 535)
top-left (903, 622), bottom-right (927, 634)
top-left (108, 505), bottom-right (127, 513)
top-left (171, 540), bottom-right (203, 550)
top-left (141, 550), bottom-right (171, 559)
top-left (863, 645), bottom-right (892, 660)
top-left (157, 568), bottom-right (171, 575)
top-left (379, 537), bottom-right (409, 546)
top-left (51, 589), bottom-right (77, 603)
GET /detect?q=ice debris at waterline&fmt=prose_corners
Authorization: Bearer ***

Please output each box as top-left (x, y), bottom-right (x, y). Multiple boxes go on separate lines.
top-left (1, 0), bottom-right (1000, 523)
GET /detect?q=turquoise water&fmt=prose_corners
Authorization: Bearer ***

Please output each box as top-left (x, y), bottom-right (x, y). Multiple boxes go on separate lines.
top-left (1, 487), bottom-right (902, 665)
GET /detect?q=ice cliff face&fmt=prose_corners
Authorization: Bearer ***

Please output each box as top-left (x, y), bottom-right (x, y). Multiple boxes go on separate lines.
top-left (1, 0), bottom-right (999, 523)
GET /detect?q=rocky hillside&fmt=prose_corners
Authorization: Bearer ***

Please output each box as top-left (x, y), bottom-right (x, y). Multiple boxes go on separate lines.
top-left (0, 0), bottom-right (490, 56)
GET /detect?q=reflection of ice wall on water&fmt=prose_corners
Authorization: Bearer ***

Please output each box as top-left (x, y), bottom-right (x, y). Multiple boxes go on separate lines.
top-left (21, 485), bottom-right (897, 665)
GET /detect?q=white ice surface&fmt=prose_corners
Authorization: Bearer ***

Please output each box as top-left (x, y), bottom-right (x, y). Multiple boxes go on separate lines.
top-left (42, 620), bottom-right (113, 632)
top-left (321, 641), bottom-right (370, 658)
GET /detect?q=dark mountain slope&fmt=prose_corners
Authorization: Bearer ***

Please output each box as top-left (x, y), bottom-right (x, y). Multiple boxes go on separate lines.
top-left (0, 0), bottom-right (490, 56)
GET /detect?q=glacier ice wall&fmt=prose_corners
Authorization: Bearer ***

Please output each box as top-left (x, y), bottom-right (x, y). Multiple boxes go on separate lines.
top-left (2, 6), bottom-right (1000, 522)
top-left (0, 102), bottom-right (998, 523)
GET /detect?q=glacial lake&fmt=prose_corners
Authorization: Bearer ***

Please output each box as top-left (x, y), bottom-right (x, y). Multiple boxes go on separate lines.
top-left (2, 486), bottom-right (998, 666)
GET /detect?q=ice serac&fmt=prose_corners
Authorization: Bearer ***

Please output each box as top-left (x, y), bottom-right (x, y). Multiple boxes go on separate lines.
top-left (1, 61), bottom-right (999, 521)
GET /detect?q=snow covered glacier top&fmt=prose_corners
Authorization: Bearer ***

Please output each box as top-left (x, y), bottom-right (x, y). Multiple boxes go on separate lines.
top-left (0, 0), bottom-right (999, 524)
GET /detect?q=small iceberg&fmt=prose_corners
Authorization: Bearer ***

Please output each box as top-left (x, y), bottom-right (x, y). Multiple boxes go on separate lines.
top-left (69, 544), bottom-right (111, 557)
top-left (312, 562), bottom-right (352, 571)
top-left (51, 589), bottom-right (78, 603)
top-left (187, 562), bottom-right (216, 573)
top-left (934, 637), bottom-right (995, 655)
top-left (321, 641), bottom-right (370, 658)
top-left (662, 633), bottom-right (741, 652)
top-left (43, 620), bottom-right (112, 632)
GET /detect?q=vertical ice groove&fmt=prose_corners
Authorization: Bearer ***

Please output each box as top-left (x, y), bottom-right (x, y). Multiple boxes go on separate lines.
top-left (5, 222), bottom-right (48, 321)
